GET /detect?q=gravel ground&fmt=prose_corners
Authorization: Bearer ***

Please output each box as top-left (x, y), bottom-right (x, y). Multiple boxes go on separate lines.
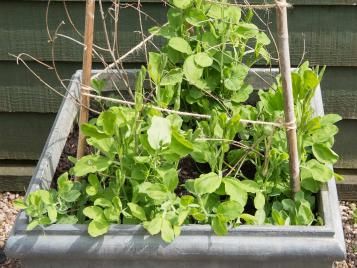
top-left (335, 201), bottom-right (357, 268)
top-left (0, 192), bottom-right (356, 267)
top-left (0, 192), bottom-right (23, 268)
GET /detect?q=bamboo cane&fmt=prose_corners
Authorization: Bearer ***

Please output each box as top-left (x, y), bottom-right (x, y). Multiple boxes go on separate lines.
top-left (77, 0), bottom-right (96, 160)
top-left (275, 0), bottom-right (300, 194)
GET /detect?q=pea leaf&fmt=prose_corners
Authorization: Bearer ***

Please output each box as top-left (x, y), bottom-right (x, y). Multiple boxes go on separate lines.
top-left (223, 177), bottom-right (248, 208)
top-left (88, 218), bottom-right (110, 237)
top-left (80, 123), bottom-right (108, 139)
top-left (158, 168), bottom-right (179, 192)
top-left (301, 177), bottom-right (321, 193)
top-left (47, 205), bottom-right (57, 223)
top-left (183, 55), bottom-right (203, 83)
top-left (206, 3), bottom-right (224, 19)
top-left (83, 206), bottom-right (103, 220)
top-left (87, 137), bottom-right (115, 157)
top-left (148, 52), bottom-right (167, 85)
top-left (134, 66), bottom-right (146, 112)
top-left (57, 172), bottom-right (72, 192)
top-left (160, 68), bottom-right (183, 86)
top-left (91, 79), bottom-right (105, 94)
top-left (281, 199), bottom-right (296, 215)
top-left (240, 180), bottom-right (260, 193)
top-left (97, 111), bottom-right (116, 136)
top-left (88, 173), bottom-right (100, 187)
top-left (143, 215), bottom-right (162, 235)
top-left (304, 159), bottom-right (334, 182)
top-left (224, 77), bottom-right (244, 91)
top-left (191, 142), bottom-right (212, 164)
top-left (184, 179), bottom-right (195, 194)
top-left (169, 129), bottom-right (193, 157)
top-left (303, 70), bottom-right (319, 91)
top-left (272, 209), bottom-right (290, 226)
top-left (27, 219), bottom-right (39, 231)
top-left (194, 52), bottom-right (213, 67)
top-left (60, 190), bottom-right (81, 203)
top-left (185, 8), bottom-right (207, 26)
top-left (255, 209), bottom-right (266, 224)
top-left (231, 84), bottom-right (253, 103)
top-left (217, 200), bottom-right (243, 221)
top-left (57, 215), bottom-right (78, 224)
top-left (104, 207), bottom-right (119, 222)
top-left (194, 172), bottom-right (222, 195)
top-left (38, 217), bottom-right (51, 226)
top-left (254, 192), bottom-right (265, 210)
top-left (128, 202), bottom-right (147, 221)
top-left (73, 155), bottom-right (112, 177)
top-left (212, 215), bottom-right (228, 235)
top-left (139, 182), bottom-right (170, 202)
top-left (296, 203), bottom-right (314, 225)
top-left (168, 37), bottom-right (192, 54)
top-left (147, 116), bottom-right (172, 150)
top-left (112, 196), bottom-right (122, 211)
top-left (173, 0), bottom-right (192, 9)
top-left (312, 143), bottom-right (339, 164)
top-left (13, 199), bottom-right (27, 209)
top-left (320, 114), bottom-right (342, 125)
top-left (226, 6), bottom-right (241, 24)
top-left (334, 172), bottom-right (344, 182)
top-left (94, 198), bottom-right (112, 208)
top-left (36, 190), bottom-right (52, 205)
top-left (240, 213), bottom-right (257, 225)
top-left (86, 174), bottom-right (100, 196)
top-left (86, 185), bottom-right (98, 196)
top-left (161, 219), bottom-right (175, 243)
top-left (236, 23), bottom-right (259, 39)
top-left (312, 125), bottom-right (338, 143)
top-left (177, 209), bottom-right (189, 225)
top-left (256, 32), bottom-right (270, 46)
top-left (180, 195), bottom-right (195, 207)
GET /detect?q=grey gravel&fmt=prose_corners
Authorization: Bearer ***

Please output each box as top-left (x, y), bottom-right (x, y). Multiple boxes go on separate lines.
top-left (0, 192), bottom-right (22, 268)
top-left (335, 201), bottom-right (357, 268)
top-left (1, 192), bottom-right (356, 267)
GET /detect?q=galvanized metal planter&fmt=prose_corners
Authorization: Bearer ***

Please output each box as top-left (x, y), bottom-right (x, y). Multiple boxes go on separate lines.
top-left (6, 70), bottom-right (346, 268)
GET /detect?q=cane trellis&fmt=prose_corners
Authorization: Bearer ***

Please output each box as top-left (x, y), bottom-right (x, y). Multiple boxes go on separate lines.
top-left (77, 0), bottom-right (300, 194)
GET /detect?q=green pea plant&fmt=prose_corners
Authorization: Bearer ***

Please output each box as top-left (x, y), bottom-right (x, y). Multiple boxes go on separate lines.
top-left (16, 0), bottom-right (342, 243)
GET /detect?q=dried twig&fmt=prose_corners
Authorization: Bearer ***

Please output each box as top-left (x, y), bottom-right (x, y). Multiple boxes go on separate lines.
top-left (82, 91), bottom-right (286, 128)
top-left (91, 23), bottom-right (168, 81)
top-left (10, 53), bottom-right (100, 115)
top-left (203, 0), bottom-right (292, 9)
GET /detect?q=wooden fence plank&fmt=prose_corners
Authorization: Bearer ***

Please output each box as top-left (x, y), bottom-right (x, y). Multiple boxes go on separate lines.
top-left (334, 120), bottom-right (357, 169)
top-left (23, 0), bottom-right (357, 6)
top-left (0, 162), bottom-right (35, 192)
top-left (0, 113), bottom-right (55, 160)
top-left (335, 169), bottom-right (357, 201)
top-left (1, 60), bottom-right (357, 119)
top-left (1, 2), bottom-right (357, 66)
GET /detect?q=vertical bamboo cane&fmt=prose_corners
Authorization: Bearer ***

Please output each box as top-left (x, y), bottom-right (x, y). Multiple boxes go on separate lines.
top-left (77, 0), bottom-right (96, 160)
top-left (275, 0), bottom-right (300, 194)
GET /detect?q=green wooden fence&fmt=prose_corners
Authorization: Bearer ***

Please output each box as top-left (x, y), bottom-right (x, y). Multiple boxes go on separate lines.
top-left (0, 0), bottom-right (356, 195)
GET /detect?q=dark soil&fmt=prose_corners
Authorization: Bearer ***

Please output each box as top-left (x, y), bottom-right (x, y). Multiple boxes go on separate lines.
top-left (176, 157), bottom-right (210, 196)
top-left (53, 127), bottom-right (92, 184)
